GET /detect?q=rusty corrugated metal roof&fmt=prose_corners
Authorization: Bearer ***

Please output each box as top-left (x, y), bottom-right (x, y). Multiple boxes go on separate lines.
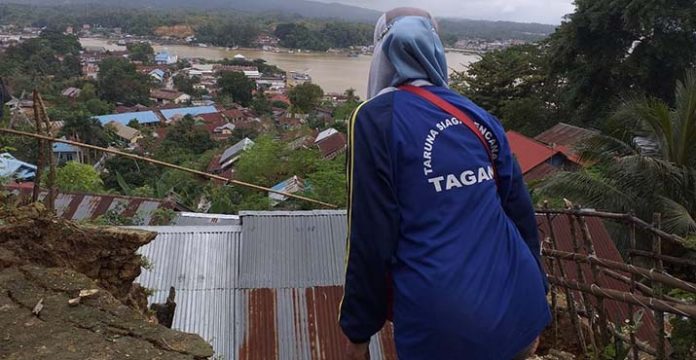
top-left (534, 122), bottom-right (598, 148)
top-left (536, 214), bottom-right (659, 346)
top-left (133, 211), bottom-right (397, 359)
top-left (5, 184), bottom-right (176, 225)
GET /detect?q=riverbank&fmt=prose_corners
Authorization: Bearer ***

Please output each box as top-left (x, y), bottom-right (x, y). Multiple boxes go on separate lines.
top-left (81, 38), bottom-right (480, 98)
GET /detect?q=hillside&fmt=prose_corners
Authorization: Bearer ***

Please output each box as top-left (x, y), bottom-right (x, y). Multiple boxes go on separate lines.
top-left (0, 0), bottom-right (382, 22)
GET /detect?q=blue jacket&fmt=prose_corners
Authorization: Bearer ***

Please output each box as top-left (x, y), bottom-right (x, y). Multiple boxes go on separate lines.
top-left (339, 86), bottom-right (551, 359)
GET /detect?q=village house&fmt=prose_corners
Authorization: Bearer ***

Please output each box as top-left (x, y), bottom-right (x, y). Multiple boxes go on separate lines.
top-left (506, 130), bottom-right (582, 182)
top-left (195, 112), bottom-right (234, 141)
top-left (160, 105), bottom-right (218, 124)
top-left (0, 153), bottom-right (36, 182)
top-left (219, 138), bottom-right (255, 171)
top-left (255, 75), bottom-right (285, 91)
top-left (534, 122), bottom-right (599, 156)
top-left (52, 141), bottom-right (86, 164)
top-left (105, 121), bottom-right (142, 145)
top-left (150, 89), bottom-right (191, 105)
top-left (95, 111), bottom-right (162, 127)
top-left (155, 51), bottom-right (178, 65)
top-left (269, 176), bottom-right (305, 206)
top-left (314, 128), bottom-right (347, 160)
top-left (61, 87), bottom-right (81, 102)
top-left (149, 69), bottom-right (166, 83)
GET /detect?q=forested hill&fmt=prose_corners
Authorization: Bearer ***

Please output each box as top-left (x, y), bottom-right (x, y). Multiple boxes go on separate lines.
top-left (0, 0), bottom-right (382, 22)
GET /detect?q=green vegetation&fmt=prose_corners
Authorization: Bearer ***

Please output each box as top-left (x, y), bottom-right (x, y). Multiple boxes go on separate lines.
top-left (0, 29), bottom-right (82, 95)
top-left (539, 71), bottom-right (696, 247)
top-left (50, 161), bottom-right (105, 193)
top-left (452, 44), bottom-right (561, 136)
top-left (274, 22), bottom-right (372, 51)
top-left (288, 83), bottom-right (324, 114)
top-left (126, 42), bottom-right (155, 64)
top-left (97, 58), bottom-right (152, 105)
top-left (217, 72), bottom-right (255, 106)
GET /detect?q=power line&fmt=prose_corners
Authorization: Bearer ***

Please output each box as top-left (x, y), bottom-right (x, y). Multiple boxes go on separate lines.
top-left (0, 127), bottom-right (338, 209)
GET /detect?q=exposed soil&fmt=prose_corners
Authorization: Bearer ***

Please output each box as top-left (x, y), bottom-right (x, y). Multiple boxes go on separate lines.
top-left (0, 203), bottom-right (214, 359)
top-left (154, 25), bottom-right (194, 39)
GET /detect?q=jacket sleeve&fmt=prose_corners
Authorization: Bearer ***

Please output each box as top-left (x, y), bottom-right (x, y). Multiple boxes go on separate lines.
top-left (339, 98), bottom-right (400, 344)
top-left (492, 116), bottom-right (548, 293)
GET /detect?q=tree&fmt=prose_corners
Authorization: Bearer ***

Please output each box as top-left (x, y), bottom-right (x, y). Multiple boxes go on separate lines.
top-left (250, 87), bottom-right (272, 115)
top-left (235, 135), bottom-right (285, 186)
top-left (97, 57), bottom-right (151, 105)
top-left (288, 83), bottom-right (324, 114)
top-left (173, 73), bottom-right (199, 94)
top-left (58, 112), bottom-right (109, 163)
top-left (51, 161), bottom-right (104, 193)
top-left (217, 71), bottom-right (254, 106)
top-left (450, 44), bottom-right (563, 136)
top-left (548, 0), bottom-right (696, 126)
top-left (539, 70), bottom-right (696, 246)
top-left (126, 42), bottom-right (154, 64)
top-left (158, 115), bottom-right (215, 158)
top-left (306, 154), bottom-right (347, 208)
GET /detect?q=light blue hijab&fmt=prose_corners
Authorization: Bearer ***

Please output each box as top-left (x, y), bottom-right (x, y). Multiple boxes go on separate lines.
top-left (367, 8), bottom-right (448, 98)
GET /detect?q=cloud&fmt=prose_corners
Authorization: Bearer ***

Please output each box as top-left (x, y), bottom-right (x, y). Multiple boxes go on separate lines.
top-left (317, 0), bottom-right (575, 24)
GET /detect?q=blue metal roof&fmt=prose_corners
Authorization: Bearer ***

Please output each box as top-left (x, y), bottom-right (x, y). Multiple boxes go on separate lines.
top-left (155, 52), bottom-right (170, 61)
top-left (150, 69), bottom-right (165, 77)
top-left (52, 142), bottom-right (80, 153)
top-left (0, 153), bottom-right (36, 180)
top-left (160, 106), bottom-right (218, 122)
top-left (94, 111), bottom-right (160, 126)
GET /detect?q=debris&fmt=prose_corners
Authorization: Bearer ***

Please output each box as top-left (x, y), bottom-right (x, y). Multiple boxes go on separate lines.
top-left (31, 298), bottom-right (43, 316)
top-left (150, 286), bottom-right (176, 328)
top-left (68, 297), bottom-right (80, 306)
top-left (79, 289), bottom-right (99, 298)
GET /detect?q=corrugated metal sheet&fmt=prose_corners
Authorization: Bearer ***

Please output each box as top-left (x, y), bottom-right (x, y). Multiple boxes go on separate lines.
top-left (174, 212), bottom-right (241, 226)
top-left (5, 184), bottom-right (174, 225)
top-left (136, 226), bottom-right (242, 291)
top-left (534, 122), bottom-right (598, 147)
top-left (135, 226), bottom-right (242, 359)
top-left (133, 211), bottom-right (397, 360)
top-left (238, 211), bottom-right (347, 288)
top-left (536, 215), bottom-right (659, 346)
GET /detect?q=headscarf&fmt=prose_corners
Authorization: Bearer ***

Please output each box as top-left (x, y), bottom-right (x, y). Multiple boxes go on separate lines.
top-left (367, 7), bottom-right (448, 99)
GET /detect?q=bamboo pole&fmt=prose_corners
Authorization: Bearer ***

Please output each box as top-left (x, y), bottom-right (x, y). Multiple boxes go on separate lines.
top-left (627, 214), bottom-right (639, 360)
top-left (652, 214), bottom-right (666, 360)
top-left (547, 276), bottom-right (696, 318)
top-left (34, 93), bottom-right (56, 211)
top-left (31, 91), bottom-right (44, 203)
top-left (566, 210), bottom-right (599, 357)
top-left (543, 202), bottom-right (587, 351)
top-left (576, 211), bottom-right (609, 345)
top-left (537, 209), bottom-right (687, 247)
top-left (0, 128), bottom-right (338, 209)
top-left (543, 249), bottom-right (696, 294)
top-left (628, 249), bottom-right (696, 267)
top-left (599, 268), bottom-right (688, 304)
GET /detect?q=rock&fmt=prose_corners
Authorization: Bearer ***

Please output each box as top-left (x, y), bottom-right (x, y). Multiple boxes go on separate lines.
top-left (0, 266), bottom-right (214, 359)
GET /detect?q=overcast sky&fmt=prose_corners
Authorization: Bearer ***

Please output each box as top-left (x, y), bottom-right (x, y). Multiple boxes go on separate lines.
top-left (320, 0), bottom-right (575, 24)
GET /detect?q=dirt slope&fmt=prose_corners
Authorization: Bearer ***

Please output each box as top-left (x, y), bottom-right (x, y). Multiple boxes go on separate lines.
top-left (0, 203), bottom-right (214, 359)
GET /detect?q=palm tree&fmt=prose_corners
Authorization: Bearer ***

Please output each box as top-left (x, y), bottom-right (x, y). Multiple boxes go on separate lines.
top-left (539, 70), bottom-right (696, 247)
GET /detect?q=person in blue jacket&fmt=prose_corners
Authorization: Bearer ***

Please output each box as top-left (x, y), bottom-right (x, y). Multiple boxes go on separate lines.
top-left (339, 7), bottom-right (551, 360)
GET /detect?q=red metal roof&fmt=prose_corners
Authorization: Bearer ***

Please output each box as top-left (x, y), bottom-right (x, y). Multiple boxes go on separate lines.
top-left (506, 131), bottom-right (559, 173)
top-left (536, 215), bottom-right (658, 347)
